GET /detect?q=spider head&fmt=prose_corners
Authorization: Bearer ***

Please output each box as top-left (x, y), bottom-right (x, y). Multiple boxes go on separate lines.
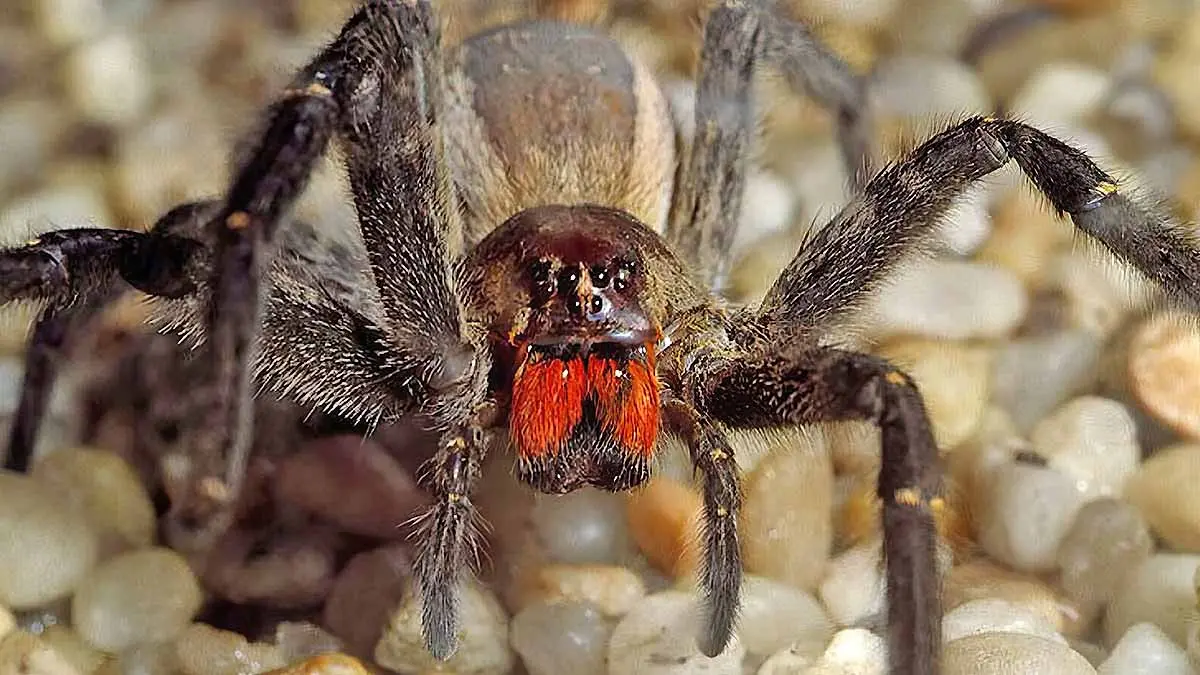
top-left (464, 204), bottom-right (665, 492)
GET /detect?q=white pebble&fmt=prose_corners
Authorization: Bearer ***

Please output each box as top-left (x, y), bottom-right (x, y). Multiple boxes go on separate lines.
top-left (72, 548), bottom-right (203, 652)
top-left (64, 33), bottom-right (152, 126)
top-left (532, 489), bottom-right (637, 565)
top-left (607, 591), bottom-right (744, 675)
top-left (1126, 444), bottom-right (1200, 552)
top-left (32, 447), bottom-right (157, 553)
top-left (990, 330), bottom-right (1104, 432)
top-left (798, 0), bottom-right (898, 27)
top-left (511, 601), bottom-right (609, 675)
top-left (0, 184), bottom-right (113, 238)
top-left (818, 541), bottom-right (885, 627)
top-left (939, 188), bottom-right (993, 255)
top-left (0, 631), bottom-right (81, 675)
top-left (0, 472), bottom-right (99, 609)
top-left (1030, 397), bottom-right (1140, 501)
top-left (871, 56), bottom-right (990, 118)
top-left (943, 633), bottom-right (1096, 674)
top-left (174, 623), bottom-right (285, 675)
top-left (739, 575), bottom-right (834, 661)
top-left (1009, 64), bottom-right (1111, 129)
top-left (977, 460), bottom-right (1087, 573)
top-left (942, 599), bottom-right (1066, 645)
top-left (1098, 623), bottom-right (1194, 675)
top-left (1057, 499), bottom-right (1154, 626)
top-left (736, 171), bottom-right (796, 251)
top-left (802, 629), bottom-right (887, 675)
top-left (34, 0), bottom-right (106, 46)
top-left (871, 261), bottom-right (1026, 340)
top-left (1105, 554), bottom-right (1200, 647)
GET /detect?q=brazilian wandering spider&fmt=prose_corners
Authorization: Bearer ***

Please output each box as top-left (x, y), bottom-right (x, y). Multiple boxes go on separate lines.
top-left (2, 1), bottom-right (1199, 674)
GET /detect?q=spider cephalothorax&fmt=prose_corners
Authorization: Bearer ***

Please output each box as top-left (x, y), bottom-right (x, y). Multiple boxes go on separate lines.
top-left (1, 2), bottom-right (1198, 675)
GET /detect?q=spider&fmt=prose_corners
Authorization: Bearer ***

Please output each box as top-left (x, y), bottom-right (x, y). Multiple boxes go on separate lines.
top-left (2, 1), bottom-right (1199, 673)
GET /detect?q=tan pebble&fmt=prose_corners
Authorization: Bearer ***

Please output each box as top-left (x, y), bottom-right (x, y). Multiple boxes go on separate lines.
top-left (1128, 313), bottom-right (1200, 440)
top-left (836, 474), bottom-right (973, 561)
top-left (943, 561), bottom-right (1071, 635)
top-left (261, 654), bottom-right (369, 675)
top-left (0, 606), bottom-right (12, 642)
top-left (979, 190), bottom-right (1072, 287)
top-left (1026, 0), bottom-right (1119, 14)
top-left (174, 624), bottom-right (285, 675)
top-left (0, 631), bottom-right (81, 675)
top-left (40, 626), bottom-right (107, 675)
top-left (522, 564), bottom-right (646, 617)
top-left (32, 447), bottom-right (156, 552)
top-left (624, 477), bottom-right (702, 579)
top-left (877, 338), bottom-right (993, 449)
top-left (1126, 444), bottom-right (1200, 552)
top-left (943, 632), bottom-right (1096, 674)
top-left (1156, 13), bottom-right (1200, 140)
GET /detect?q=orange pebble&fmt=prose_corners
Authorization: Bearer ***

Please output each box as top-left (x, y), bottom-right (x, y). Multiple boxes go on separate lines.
top-left (624, 477), bottom-right (703, 578)
top-left (264, 654), bottom-right (371, 675)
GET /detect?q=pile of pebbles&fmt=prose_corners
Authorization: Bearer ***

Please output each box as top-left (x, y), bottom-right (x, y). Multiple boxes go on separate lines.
top-left (2, 0), bottom-right (1200, 674)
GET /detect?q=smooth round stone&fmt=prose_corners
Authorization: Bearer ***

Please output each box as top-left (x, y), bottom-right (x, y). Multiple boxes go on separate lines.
top-left (534, 488), bottom-right (635, 566)
top-left (1008, 63), bottom-right (1111, 128)
top-left (521, 564), bottom-right (646, 617)
top-left (977, 459), bottom-right (1087, 573)
top-left (64, 32), bottom-right (151, 126)
top-left (943, 599), bottom-right (1065, 645)
top-left (869, 262), bottom-right (1025, 341)
top-left (871, 56), bottom-right (990, 118)
top-left (1052, 246), bottom-right (1154, 337)
top-left (511, 601), bottom-right (609, 675)
top-left (740, 429), bottom-right (832, 590)
top-left (0, 631), bottom-right (81, 675)
top-left (797, 0), bottom-right (897, 26)
top-left (942, 562), bottom-right (1066, 634)
top-left (112, 641), bottom-right (176, 675)
top-left (40, 626), bottom-right (106, 675)
top-left (939, 188), bottom-right (993, 256)
top-left (273, 622), bottom-right (343, 663)
top-left (0, 606), bottom-right (12, 641)
top-left (375, 577), bottom-right (512, 675)
top-left (735, 170), bottom-right (796, 251)
top-left (32, 447), bottom-right (157, 552)
top-left (0, 472), bottom-right (99, 609)
top-left (260, 654), bottom-right (372, 675)
top-left (738, 575), bottom-right (833, 661)
top-left (1029, 397), bottom-right (1139, 500)
top-left (1127, 444), bottom-right (1200, 552)
top-left (1104, 553), bottom-right (1200, 646)
top-left (1057, 499), bottom-right (1154, 625)
top-left (173, 624), bottom-right (285, 675)
top-left (876, 339), bottom-right (992, 450)
top-left (990, 330), bottom-right (1104, 433)
top-left (321, 546), bottom-right (411, 658)
top-left (0, 183), bottom-right (113, 236)
top-left (1128, 313), bottom-right (1200, 440)
top-left (794, 628), bottom-right (886, 675)
top-left (33, 0), bottom-right (105, 46)
top-left (72, 548), bottom-right (202, 652)
top-left (979, 190), bottom-right (1073, 286)
top-left (607, 591), bottom-right (744, 675)
top-left (818, 542), bottom-right (884, 628)
top-left (943, 633), bottom-right (1095, 674)
top-left (624, 477), bottom-right (703, 579)
top-left (1098, 623), bottom-right (1193, 675)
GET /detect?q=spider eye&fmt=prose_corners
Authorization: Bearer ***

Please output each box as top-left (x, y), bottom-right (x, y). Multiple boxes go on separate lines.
top-left (590, 265), bottom-right (610, 287)
top-left (588, 295), bottom-right (604, 315)
top-left (557, 267), bottom-right (582, 296)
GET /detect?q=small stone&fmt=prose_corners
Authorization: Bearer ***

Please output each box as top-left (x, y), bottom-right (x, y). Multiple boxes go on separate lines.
top-left (796, 0), bottom-right (898, 27)
top-left (1098, 623), bottom-right (1194, 675)
top-left (520, 564), bottom-right (646, 617)
top-left (877, 339), bottom-right (992, 449)
top-left (871, 56), bottom-right (990, 119)
top-left (1029, 397), bottom-right (1140, 500)
top-left (173, 624), bottom-right (285, 675)
top-left (625, 477), bottom-right (703, 579)
top-left (939, 188), bottom-right (993, 256)
top-left (738, 575), bottom-right (834, 661)
top-left (1008, 63), bottom-right (1111, 128)
top-left (978, 190), bottom-right (1073, 287)
top-left (1051, 246), bottom-right (1156, 337)
top-left (31, 447), bottom-right (157, 553)
top-left (109, 641), bottom-right (177, 675)
top-left (818, 541), bottom-right (885, 627)
top-left (990, 330), bottom-right (1104, 433)
top-left (511, 601), bottom-right (609, 675)
top-left (792, 628), bottom-right (886, 675)
top-left (739, 428), bottom-right (832, 590)
top-left (33, 0), bottom-right (106, 46)
top-left (1126, 444), bottom-right (1200, 552)
top-left (607, 591), bottom-right (744, 675)
top-left (0, 99), bottom-right (68, 197)
top-left (942, 561), bottom-right (1067, 634)
top-left (273, 623), bottom-right (342, 663)
top-left (0, 631), bottom-right (81, 675)
top-left (64, 33), bottom-right (152, 126)
top-left (202, 524), bottom-right (339, 609)
top-left (977, 459), bottom-right (1087, 573)
top-left (0, 472), bottom-right (99, 609)
top-left (375, 577), bottom-right (512, 675)
top-left (535, 488), bottom-right (637, 566)
top-left (943, 599), bottom-right (1066, 645)
top-left (72, 548), bottom-right (203, 652)
top-left (0, 606), bottom-right (12, 641)
top-left (321, 545), bottom-right (410, 659)
top-left (1057, 499), bottom-right (1155, 626)
top-left (736, 170), bottom-right (796, 251)
top-left (1104, 553), bottom-right (1200, 646)
top-left (869, 262), bottom-right (1026, 341)
top-left (943, 633), bottom-right (1096, 674)
top-left (40, 626), bottom-right (107, 675)
top-left (1128, 313), bottom-right (1200, 440)
top-left (0, 184), bottom-right (113, 237)
top-left (261, 654), bottom-right (371, 675)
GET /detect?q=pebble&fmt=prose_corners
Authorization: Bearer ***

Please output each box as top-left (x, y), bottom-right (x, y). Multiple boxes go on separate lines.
top-left (990, 330), bottom-right (1104, 433)
top-left (202, 524), bottom-right (339, 609)
top-left (72, 548), bottom-right (203, 652)
top-left (943, 599), bottom-right (1066, 645)
top-left (942, 561), bottom-right (1067, 634)
top-left (977, 458), bottom-right (1087, 573)
top-left (735, 170), bottom-right (797, 252)
top-left (869, 261), bottom-right (1026, 341)
top-left (273, 623), bottom-right (343, 663)
top-left (374, 577), bottom-right (513, 675)
top-left (1051, 247), bottom-right (1155, 337)
top-left (535, 488), bottom-right (637, 566)
top-left (173, 624), bottom-right (285, 675)
top-left (877, 339), bottom-right (992, 450)
top-left (273, 435), bottom-right (429, 540)
top-left (818, 541), bottom-right (885, 628)
top-left (939, 188), bottom-right (993, 256)
top-left (1155, 11), bottom-right (1200, 139)
top-left (943, 633), bottom-right (1096, 674)
top-left (1008, 63), bottom-right (1111, 128)
top-left (510, 601), bottom-right (610, 675)
top-left (40, 626), bottom-right (107, 675)
top-left (738, 575), bottom-right (834, 662)
top-left (1126, 444), bottom-right (1200, 552)
top-left (1128, 313), bottom-right (1200, 440)
top-left (1098, 622), bottom-right (1195, 675)
top-left (321, 545), bottom-right (411, 659)
top-left (107, 641), bottom-right (176, 675)
top-left (1029, 397), bottom-right (1139, 500)
top-left (739, 429), bottom-right (833, 590)
top-left (979, 190), bottom-right (1073, 285)
top-left (0, 472), bottom-right (99, 609)
top-left (0, 631), bottom-right (81, 675)
top-left (871, 56), bottom-right (991, 119)
top-left (63, 33), bottom-right (152, 127)
top-left (32, 0), bottom-right (106, 47)
top-left (0, 606), bottom-right (12, 641)
top-left (519, 564), bottom-right (646, 617)
top-left (31, 447), bottom-right (157, 554)
top-left (260, 654), bottom-right (371, 675)
top-left (624, 477), bottom-right (703, 579)
top-left (607, 591), bottom-right (744, 675)
top-left (1104, 553), bottom-right (1200, 646)
top-left (1056, 499), bottom-right (1155, 626)
top-left (0, 183), bottom-right (113, 238)
top-left (802, 628), bottom-right (887, 675)
top-left (0, 99), bottom-right (68, 197)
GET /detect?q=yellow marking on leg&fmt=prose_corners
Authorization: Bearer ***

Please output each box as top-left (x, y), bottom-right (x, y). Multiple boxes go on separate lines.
top-left (225, 211), bottom-right (251, 230)
top-left (884, 370), bottom-right (909, 387)
top-left (709, 448), bottom-right (729, 462)
top-left (199, 477), bottom-right (231, 503)
top-left (894, 487), bottom-right (924, 508)
top-left (715, 506), bottom-right (729, 517)
top-left (981, 115), bottom-right (998, 123)
top-left (447, 492), bottom-right (461, 503)
top-left (1096, 181), bottom-right (1119, 196)
top-left (282, 82), bottom-right (333, 99)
